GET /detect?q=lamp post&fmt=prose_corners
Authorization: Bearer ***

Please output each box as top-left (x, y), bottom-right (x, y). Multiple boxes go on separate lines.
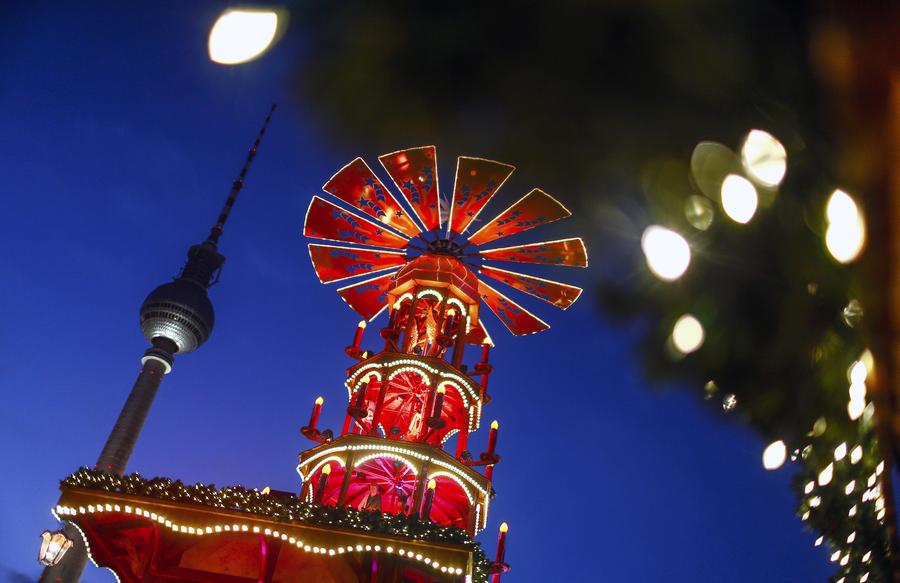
top-left (39, 530), bottom-right (74, 567)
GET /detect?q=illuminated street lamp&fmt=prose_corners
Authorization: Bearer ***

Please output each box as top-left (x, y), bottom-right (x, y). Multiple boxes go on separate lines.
top-left (39, 530), bottom-right (74, 567)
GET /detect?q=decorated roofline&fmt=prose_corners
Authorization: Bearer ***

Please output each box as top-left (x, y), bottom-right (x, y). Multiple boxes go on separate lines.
top-left (57, 468), bottom-right (492, 581)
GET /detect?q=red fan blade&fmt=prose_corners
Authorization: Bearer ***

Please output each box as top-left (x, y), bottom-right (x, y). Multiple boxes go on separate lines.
top-left (323, 158), bottom-right (421, 238)
top-left (480, 265), bottom-right (582, 309)
top-left (465, 318), bottom-right (493, 346)
top-left (446, 157), bottom-right (515, 237)
top-left (308, 243), bottom-right (407, 284)
top-left (337, 270), bottom-right (398, 320)
top-left (378, 146), bottom-right (441, 232)
top-left (479, 238), bottom-right (588, 267)
top-left (467, 189), bottom-right (571, 246)
top-left (478, 281), bottom-right (550, 336)
top-left (304, 196), bottom-right (409, 250)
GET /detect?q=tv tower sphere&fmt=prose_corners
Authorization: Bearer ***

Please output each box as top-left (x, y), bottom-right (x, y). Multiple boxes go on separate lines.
top-left (139, 241), bottom-right (222, 354)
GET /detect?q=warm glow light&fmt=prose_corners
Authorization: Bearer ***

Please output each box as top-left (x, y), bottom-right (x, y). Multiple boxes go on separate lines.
top-left (849, 382), bottom-right (866, 402)
top-left (209, 10), bottom-right (279, 65)
top-left (850, 445), bottom-right (863, 464)
top-left (490, 420), bottom-right (499, 430)
top-left (848, 399), bottom-right (865, 420)
top-left (825, 190), bottom-right (865, 263)
top-left (720, 174), bottom-right (758, 224)
top-left (762, 440), bottom-right (787, 470)
top-left (437, 387), bottom-right (446, 395)
top-left (358, 320), bottom-right (367, 329)
top-left (860, 349), bottom-right (875, 378)
top-left (671, 314), bottom-right (704, 355)
top-left (834, 443), bottom-right (847, 461)
top-left (849, 360), bottom-right (867, 385)
top-left (641, 226), bottom-right (691, 281)
top-left (427, 479), bottom-right (437, 490)
top-left (321, 463), bottom-right (331, 475)
top-left (315, 396), bottom-right (324, 406)
top-left (39, 530), bottom-right (73, 567)
top-left (741, 130), bottom-right (787, 187)
top-left (818, 463), bottom-right (834, 486)
top-left (499, 522), bottom-right (509, 533)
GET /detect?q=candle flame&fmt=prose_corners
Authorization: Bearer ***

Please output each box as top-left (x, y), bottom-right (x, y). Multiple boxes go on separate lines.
top-left (427, 479), bottom-right (437, 489)
top-left (315, 396), bottom-right (324, 406)
top-left (437, 387), bottom-right (446, 394)
top-left (358, 320), bottom-right (367, 329)
top-left (499, 522), bottom-right (509, 533)
top-left (321, 463), bottom-right (331, 475)
top-left (491, 420), bottom-right (499, 430)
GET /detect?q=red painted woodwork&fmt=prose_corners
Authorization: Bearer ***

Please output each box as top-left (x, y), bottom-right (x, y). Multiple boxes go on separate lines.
top-left (446, 157), bottom-right (515, 237)
top-left (467, 188), bottom-right (572, 246)
top-left (479, 237), bottom-right (588, 268)
top-left (323, 157), bottom-right (421, 238)
top-left (378, 146), bottom-right (441, 232)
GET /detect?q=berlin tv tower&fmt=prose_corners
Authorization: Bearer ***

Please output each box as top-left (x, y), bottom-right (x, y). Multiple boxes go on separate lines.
top-left (40, 104), bottom-right (276, 583)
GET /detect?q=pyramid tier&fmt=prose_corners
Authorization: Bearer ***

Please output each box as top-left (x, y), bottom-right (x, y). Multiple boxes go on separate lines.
top-left (56, 480), bottom-right (474, 582)
top-left (345, 351), bottom-right (484, 445)
top-left (298, 434), bottom-right (491, 535)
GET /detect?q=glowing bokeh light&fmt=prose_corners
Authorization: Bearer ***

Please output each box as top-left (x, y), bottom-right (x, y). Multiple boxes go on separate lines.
top-left (834, 442), bottom-right (847, 461)
top-left (209, 10), bottom-right (279, 65)
top-left (684, 195), bottom-right (714, 230)
top-left (641, 226), bottom-right (691, 281)
top-left (741, 130), bottom-right (787, 187)
top-left (762, 440), bottom-right (786, 470)
top-left (825, 189), bottom-right (865, 263)
top-left (720, 174), bottom-right (758, 224)
top-left (848, 399), bottom-right (865, 420)
top-left (671, 314), bottom-right (704, 354)
top-left (818, 463), bottom-right (833, 486)
top-left (848, 360), bottom-right (867, 384)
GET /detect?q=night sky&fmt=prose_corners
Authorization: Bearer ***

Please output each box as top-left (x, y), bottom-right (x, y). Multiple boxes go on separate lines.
top-left (1, 2), bottom-right (831, 581)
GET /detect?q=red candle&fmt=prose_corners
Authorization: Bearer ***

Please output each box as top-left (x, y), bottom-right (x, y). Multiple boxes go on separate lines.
top-left (486, 420), bottom-right (499, 455)
top-left (443, 309), bottom-right (456, 335)
top-left (355, 383), bottom-right (367, 409)
top-left (485, 464), bottom-right (494, 480)
top-left (490, 522), bottom-right (508, 583)
top-left (309, 396), bottom-right (324, 430)
top-left (314, 463), bottom-right (331, 504)
top-left (421, 479), bottom-right (437, 521)
top-left (455, 421), bottom-right (470, 458)
top-left (352, 320), bottom-right (366, 349)
top-left (432, 387), bottom-right (445, 418)
top-left (496, 522), bottom-right (508, 563)
top-left (480, 342), bottom-right (491, 365)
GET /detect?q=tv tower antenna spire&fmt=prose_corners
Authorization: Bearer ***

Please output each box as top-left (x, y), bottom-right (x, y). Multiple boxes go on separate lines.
top-left (41, 104), bottom-right (276, 583)
top-left (208, 102), bottom-right (276, 244)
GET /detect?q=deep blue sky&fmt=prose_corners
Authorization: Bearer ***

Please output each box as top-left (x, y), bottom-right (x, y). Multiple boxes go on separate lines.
top-left (1, 2), bottom-right (830, 581)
